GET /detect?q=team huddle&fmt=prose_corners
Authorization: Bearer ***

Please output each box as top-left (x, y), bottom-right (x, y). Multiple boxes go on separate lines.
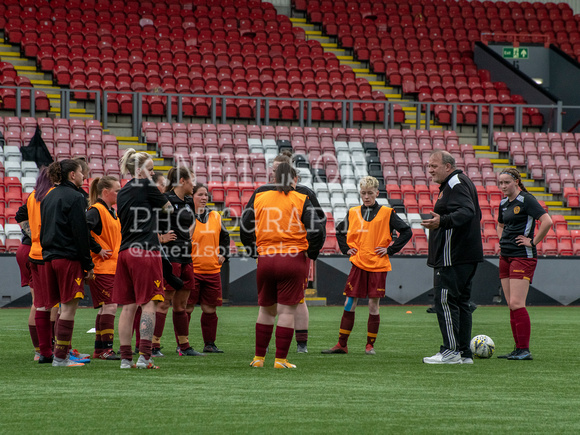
top-left (16, 150), bottom-right (230, 369)
top-left (15, 148), bottom-right (551, 369)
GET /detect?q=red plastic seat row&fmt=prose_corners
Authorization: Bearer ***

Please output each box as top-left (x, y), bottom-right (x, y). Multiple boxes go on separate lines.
top-left (64, 75), bottom-right (374, 101)
top-left (1, 120), bottom-right (102, 138)
top-left (371, 52), bottom-right (477, 75)
top-left (7, 0), bottom-right (315, 109)
top-left (48, 53), bottom-right (350, 86)
top-left (145, 123), bottom-right (445, 145)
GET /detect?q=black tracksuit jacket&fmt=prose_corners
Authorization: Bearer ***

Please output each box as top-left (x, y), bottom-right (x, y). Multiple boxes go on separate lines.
top-left (427, 169), bottom-right (484, 268)
top-left (40, 180), bottom-right (94, 272)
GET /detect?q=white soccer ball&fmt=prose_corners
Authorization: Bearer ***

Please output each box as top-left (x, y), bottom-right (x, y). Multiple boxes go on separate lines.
top-left (470, 335), bottom-right (495, 359)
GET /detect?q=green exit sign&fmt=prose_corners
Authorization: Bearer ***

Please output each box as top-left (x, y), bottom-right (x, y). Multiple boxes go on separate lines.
top-left (503, 47), bottom-right (529, 59)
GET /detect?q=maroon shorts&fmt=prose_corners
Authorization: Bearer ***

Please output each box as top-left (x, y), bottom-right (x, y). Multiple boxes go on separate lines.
top-left (44, 259), bottom-right (86, 307)
top-left (256, 253), bottom-right (309, 307)
top-left (113, 248), bottom-right (164, 306)
top-left (89, 274), bottom-right (115, 308)
top-left (189, 272), bottom-right (223, 306)
top-left (343, 265), bottom-right (388, 299)
top-left (164, 262), bottom-right (195, 292)
top-left (499, 256), bottom-right (538, 283)
top-left (30, 262), bottom-right (48, 308)
top-left (16, 244), bottom-right (32, 287)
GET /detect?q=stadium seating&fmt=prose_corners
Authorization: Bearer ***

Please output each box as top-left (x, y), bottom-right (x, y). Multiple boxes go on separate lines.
top-left (496, 131), bottom-right (580, 195)
top-left (137, 121), bottom-right (580, 256)
top-left (0, 0), bottom-right (403, 122)
top-left (0, 117), bottom-right (122, 180)
top-left (0, 116), bottom-right (124, 247)
top-left (2, 115), bottom-right (580, 255)
top-left (2, 0), bottom-right (580, 258)
top-left (0, 62), bottom-right (50, 111)
top-left (292, 0), bottom-right (558, 126)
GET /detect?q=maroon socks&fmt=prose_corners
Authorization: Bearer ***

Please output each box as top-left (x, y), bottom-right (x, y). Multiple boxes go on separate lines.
top-left (54, 319), bottom-right (74, 360)
top-left (139, 339), bottom-right (153, 359)
top-left (295, 329), bottom-right (308, 345)
top-left (338, 311), bottom-right (355, 347)
top-left (173, 310), bottom-right (190, 350)
top-left (512, 307), bottom-right (531, 349)
top-left (152, 312), bottom-right (167, 350)
top-left (100, 313), bottom-right (115, 349)
top-left (35, 310), bottom-right (52, 358)
top-left (29, 324), bottom-right (40, 352)
top-left (201, 312), bottom-right (218, 344)
top-left (367, 314), bottom-right (380, 347)
top-left (255, 323), bottom-right (274, 357)
top-left (275, 326), bottom-right (294, 359)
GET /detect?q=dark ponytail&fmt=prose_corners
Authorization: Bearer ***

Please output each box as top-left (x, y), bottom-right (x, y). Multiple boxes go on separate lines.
top-left (48, 159), bottom-right (81, 184)
top-left (34, 166), bottom-right (54, 202)
top-left (500, 168), bottom-right (527, 193)
top-left (166, 166), bottom-right (192, 192)
top-left (274, 162), bottom-right (296, 195)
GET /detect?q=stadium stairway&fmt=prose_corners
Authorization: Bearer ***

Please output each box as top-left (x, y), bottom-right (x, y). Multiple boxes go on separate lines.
top-left (0, 30), bottom-right (169, 178)
top-left (478, 144), bottom-right (573, 220)
top-left (288, 17), bottom-right (444, 131)
top-left (0, 33), bottom-right (92, 120)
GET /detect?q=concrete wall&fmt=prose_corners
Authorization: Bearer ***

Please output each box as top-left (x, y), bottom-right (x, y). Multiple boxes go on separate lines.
top-left (485, 45), bottom-right (551, 89)
top-left (316, 256), bottom-right (580, 306)
top-left (474, 42), bottom-right (559, 131)
top-left (548, 46), bottom-right (580, 132)
top-left (268, 0), bottom-right (291, 17)
top-left (3, 255), bottom-right (580, 308)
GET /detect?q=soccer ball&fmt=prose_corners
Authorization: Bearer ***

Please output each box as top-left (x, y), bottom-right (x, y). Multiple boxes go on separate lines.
top-left (470, 335), bottom-right (495, 359)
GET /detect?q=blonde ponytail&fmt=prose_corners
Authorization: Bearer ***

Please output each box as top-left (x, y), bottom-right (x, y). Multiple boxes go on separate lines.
top-left (119, 148), bottom-right (151, 176)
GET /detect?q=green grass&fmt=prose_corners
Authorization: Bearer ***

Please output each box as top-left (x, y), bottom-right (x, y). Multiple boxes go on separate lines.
top-left (1, 306), bottom-right (580, 434)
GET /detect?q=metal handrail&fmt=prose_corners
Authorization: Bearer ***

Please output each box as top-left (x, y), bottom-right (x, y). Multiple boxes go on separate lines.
top-left (0, 85), bottom-right (570, 149)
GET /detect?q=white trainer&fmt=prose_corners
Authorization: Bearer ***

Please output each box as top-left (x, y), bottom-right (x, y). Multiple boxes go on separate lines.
top-left (423, 351), bottom-right (462, 364)
top-left (461, 357), bottom-right (474, 364)
top-left (135, 354), bottom-right (159, 369)
top-left (120, 359), bottom-right (135, 369)
top-left (52, 356), bottom-right (85, 367)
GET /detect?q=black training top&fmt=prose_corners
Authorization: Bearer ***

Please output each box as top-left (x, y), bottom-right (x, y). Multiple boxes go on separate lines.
top-left (161, 190), bottom-right (195, 263)
top-left (427, 169), bottom-right (483, 268)
top-left (117, 178), bottom-right (169, 252)
top-left (498, 191), bottom-right (547, 258)
top-left (39, 180), bottom-right (93, 271)
top-left (15, 202), bottom-right (31, 246)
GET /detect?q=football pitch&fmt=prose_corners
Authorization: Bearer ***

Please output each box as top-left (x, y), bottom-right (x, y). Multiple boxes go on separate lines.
top-left (1, 305), bottom-right (579, 433)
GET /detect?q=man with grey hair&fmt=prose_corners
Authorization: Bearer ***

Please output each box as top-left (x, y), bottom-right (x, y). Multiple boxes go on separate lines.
top-left (421, 150), bottom-right (483, 364)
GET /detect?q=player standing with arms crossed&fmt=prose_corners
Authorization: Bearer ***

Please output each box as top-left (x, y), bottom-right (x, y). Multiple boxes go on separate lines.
top-left (152, 166), bottom-right (203, 357)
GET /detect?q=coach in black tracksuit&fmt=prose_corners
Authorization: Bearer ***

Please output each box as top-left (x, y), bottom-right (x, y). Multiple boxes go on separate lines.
top-left (421, 150), bottom-right (483, 364)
